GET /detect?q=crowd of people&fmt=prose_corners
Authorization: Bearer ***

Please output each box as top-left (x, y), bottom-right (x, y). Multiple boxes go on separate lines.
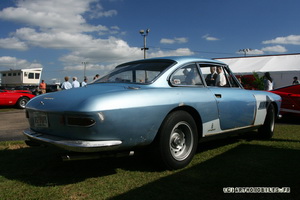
top-left (61, 76), bottom-right (92, 90)
top-left (205, 68), bottom-right (300, 91)
top-left (37, 74), bottom-right (99, 94)
top-left (263, 73), bottom-right (299, 91)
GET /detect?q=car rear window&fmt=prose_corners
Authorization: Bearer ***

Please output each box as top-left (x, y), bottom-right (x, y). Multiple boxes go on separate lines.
top-left (95, 61), bottom-right (174, 84)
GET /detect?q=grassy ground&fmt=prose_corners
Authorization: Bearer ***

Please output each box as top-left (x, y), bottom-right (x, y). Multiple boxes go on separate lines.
top-left (0, 107), bottom-right (19, 112)
top-left (0, 123), bottom-right (299, 200)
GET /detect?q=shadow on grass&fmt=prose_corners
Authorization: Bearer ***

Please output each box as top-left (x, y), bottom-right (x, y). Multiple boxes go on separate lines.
top-left (0, 145), bottom-right (160, 186)
top-left (112, 144), bottom-right (300, 200)
top-left (0, 132), bottom-right (257, 187)
top-left (0, 132), bottom-right (299, 200)
top-left (277, 115), bottom-right (300, 125)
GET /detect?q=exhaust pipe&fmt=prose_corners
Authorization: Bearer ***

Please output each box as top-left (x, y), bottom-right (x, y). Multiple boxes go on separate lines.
top-left (61, 151), bottom-right (135, 161)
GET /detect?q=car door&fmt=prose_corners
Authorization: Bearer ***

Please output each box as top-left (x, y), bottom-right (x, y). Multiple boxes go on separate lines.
top-left (170, 63), bottom-right (220, 136)
top-left (199, 64), bottom-right (256, 130)
top-left (0, 91), bottom-right (4, 105)
top-left (0, 91), bottom-right (15, 106)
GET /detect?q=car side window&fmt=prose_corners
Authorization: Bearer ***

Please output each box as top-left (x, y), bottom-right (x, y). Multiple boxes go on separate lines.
top-left (223, 67), bottom-right (240, 87)
top-left (171, 64), bottom-right (203, 86)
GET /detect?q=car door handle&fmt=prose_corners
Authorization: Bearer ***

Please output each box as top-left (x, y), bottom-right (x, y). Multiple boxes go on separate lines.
top-left (215, 94), bottom-right (222, 98)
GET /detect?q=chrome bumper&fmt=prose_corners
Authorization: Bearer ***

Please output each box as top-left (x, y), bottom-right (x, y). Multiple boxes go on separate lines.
top-left (23, 129), bottom-right (122, 152)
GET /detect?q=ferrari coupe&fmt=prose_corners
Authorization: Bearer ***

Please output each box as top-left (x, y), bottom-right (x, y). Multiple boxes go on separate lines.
top-left (0, 89), bottom-right (35, 109)
top-left (23, 57), bottom-right (281, 169)
top-left (270, 84), bottom-right (300, 116)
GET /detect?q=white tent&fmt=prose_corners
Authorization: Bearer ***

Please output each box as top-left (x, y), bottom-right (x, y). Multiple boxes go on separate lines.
top-left (216, 54), bottom-right (300, 89)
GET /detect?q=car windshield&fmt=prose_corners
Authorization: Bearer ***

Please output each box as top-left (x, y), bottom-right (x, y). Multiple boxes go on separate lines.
top-left (94, 60), bottom-right (174, 84)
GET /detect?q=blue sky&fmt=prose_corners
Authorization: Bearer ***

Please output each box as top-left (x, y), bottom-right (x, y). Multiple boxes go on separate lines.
top-left (1, 0), bottom-right (300, 83)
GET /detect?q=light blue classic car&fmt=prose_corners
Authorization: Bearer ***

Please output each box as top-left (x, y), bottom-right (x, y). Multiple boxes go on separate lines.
top-left (24, 57), bottom-right (281, 169)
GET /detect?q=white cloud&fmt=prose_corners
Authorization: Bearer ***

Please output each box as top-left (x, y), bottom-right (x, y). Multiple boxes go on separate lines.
top-left (0, 2), bottom-right (83, 33)
top-left (0, 56), bottom-right (43, 69)
top-left (64, 63), bottom-right (116, 72)
top-left (236, 45), bottom-right (287, 56)
top-left (0, 0), bottom-right (112, 33)
top-left (0, 37), bottom-right (28, 50)
top-left (261, 45), bottom-right (287, 53)
top-left (149, 48), bottom-right (194, 57)
top-left (0, 0), bottom-right (194, 76)
top-left (160, 37), bottom-right (188, 44)
top-left (89, 1), bottom-right (118, 18)
top-left (160, 38), bottom-right (175, 44)
top-left (0, 0), bottom-right (134, 63)
top-left (202, 34), bottom-right (219, 41)
top-left (14, 28), bottom-right (96, 48)
top-left (60, 36), bottom-right (141, 62)
top-left (175, 37), bottom-right (188, 43)
top-left (91, 9), bottom-right (118, 18)
top-left (111, 26), bottom-right (120, 30)
top-left (263, 35), bottom-right (300, 45)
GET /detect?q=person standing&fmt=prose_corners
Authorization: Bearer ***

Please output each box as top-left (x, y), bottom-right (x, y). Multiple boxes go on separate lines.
top-left (61, 76), bottom-right (72, 90)
top-left (93, 74), bottom-right (100, 80)
top-left (293, 76), bottom-right (300, 85)
top-left (205, 67), bottom-right (218, 86)
top-left (216, 66), bottom-right (227, 86)
top-left (39, 80), bottom-right (46, 94)
top-left (81, 77), bottom-right (88, 87)
top-left (72, 77), bottom-right (80, 88)
top-left (264, 72), bottom-right (273, 91)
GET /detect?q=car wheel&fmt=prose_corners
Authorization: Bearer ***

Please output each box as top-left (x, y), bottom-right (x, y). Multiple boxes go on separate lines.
top-left (17, 97), bottom-right (29, 109)
top-left (157, 110), bottom-right (198, 170)
top-left (258, 103), bottom-right (275, 139)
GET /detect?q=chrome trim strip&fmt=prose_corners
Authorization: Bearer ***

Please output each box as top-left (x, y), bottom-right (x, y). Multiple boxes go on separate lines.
top-left (23, 129), bottom-right (122, 152)
top-left (204, 124), bottom-right (261, 137)
top-left (281, 108), bottom-right (300, 114)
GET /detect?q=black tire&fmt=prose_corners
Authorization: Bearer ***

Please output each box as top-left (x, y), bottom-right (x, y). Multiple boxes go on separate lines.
top-left (17, 97), bottom-right (29, 109)
top-left (258, 103), bottom-right (275, 139)
top-left (157, 110), bottom-right (198, 170)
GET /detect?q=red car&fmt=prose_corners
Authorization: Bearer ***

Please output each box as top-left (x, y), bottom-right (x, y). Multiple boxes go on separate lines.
top-left (270, 84), bottom-right (300, 116)
top-left (0, 89), bottom-right (36, 109)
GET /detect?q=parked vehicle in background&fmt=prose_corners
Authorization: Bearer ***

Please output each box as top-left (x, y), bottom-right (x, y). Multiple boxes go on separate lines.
top-left (0, 89), bottom-right (35, 109)
top-left (2, 84), bottom-right (62, 95)
top-left (270, 84), bottom-right (300, 116)
top-left (23, 56), bottom-right (281, 169)
top-left (1, 85), bottom-right (39, 95)
top-left (14, 85), bottom-right (39, 95)
top-left (46, 84), bottom-right (61, 93)
top-left (3, 89), bottom-right (32, 94)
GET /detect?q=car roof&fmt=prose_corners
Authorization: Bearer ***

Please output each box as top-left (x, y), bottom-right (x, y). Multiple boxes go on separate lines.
top-left (117, 56), bottom-right (226, 67)
top-left (148, 56), bottom-right (224, 64)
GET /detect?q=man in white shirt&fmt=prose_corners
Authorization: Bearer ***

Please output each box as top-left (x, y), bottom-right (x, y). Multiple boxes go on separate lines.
top-left (81, 77), bottom-right (88, 87)
top-left (72, 77), bottom-right (80, 88)
top-left (216, 67), bottom-right (227, 86)
top-left (61, 76), bottom-right (72, 90)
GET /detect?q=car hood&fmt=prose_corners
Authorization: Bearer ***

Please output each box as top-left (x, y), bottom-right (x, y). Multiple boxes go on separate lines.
top-left (26, 84), bottom-right (144, 112)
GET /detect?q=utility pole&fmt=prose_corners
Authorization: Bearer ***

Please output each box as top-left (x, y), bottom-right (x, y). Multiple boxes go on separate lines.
top-left (139, 29), bottom-right (150, 59)
top-left (82, 61), bottom-right (88, 79)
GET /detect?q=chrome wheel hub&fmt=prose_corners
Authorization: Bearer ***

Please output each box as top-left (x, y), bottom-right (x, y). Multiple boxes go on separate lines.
top-left (169, 121), bottom-right (194, 161)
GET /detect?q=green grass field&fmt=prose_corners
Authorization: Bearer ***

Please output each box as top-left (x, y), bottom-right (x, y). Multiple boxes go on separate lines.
top-left (0, 123), bottom-right (299, 200)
